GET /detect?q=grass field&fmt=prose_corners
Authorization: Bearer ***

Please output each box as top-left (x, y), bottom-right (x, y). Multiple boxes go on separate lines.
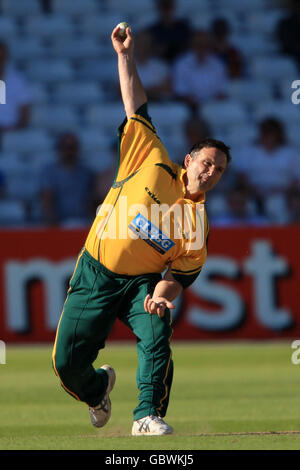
top-left (0, 342), bottom-right (300, 450)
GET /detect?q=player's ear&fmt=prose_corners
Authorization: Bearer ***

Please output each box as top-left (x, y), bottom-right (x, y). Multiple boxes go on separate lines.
top-left (184, 154), bottom-right (192, 169)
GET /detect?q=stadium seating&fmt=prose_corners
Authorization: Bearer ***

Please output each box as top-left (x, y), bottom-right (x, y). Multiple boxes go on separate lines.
top-left (231, 33), bottom-right (279, 59)
top-left (2, 130), bottom-right (52, 156)
top-left (0, 154), bottom-right (40, 202)
top-left (1, 0), bottom-right (41, 17)
top-left (86, 103), bottom-right (125, 133)
top-left (54, 82), bottom-right (104, 106)
top-left (222, 0), bottom-right (269, 11)
top-left (227, 79), bottom-right (274, 107)
top-left (24, 15), bottom-right (73, 39)
top-left (278, 78), bottom-right (300, 101)
top-left (0, 0), bottom-right (299, 227)
top-left (52, 0), bottom-right (97, 16)
top-left (26, 59), bottom-right (73, 83)
top-left (200, 100), bottom-right (249, 134)
top-left (253, 100), bottom-right (300, 126)
top-left (226, 124), bottom-right (257, 147)
top-left (263, 194), bottom-right (289, 225)
top-left (250, 55), bottom-right (298, 82)
top-left (0, 200), bottom-right (26, 225)
top-left (286, 123), bottom-right (300, 146)
top-left (246, 9), bottom-right (287, 37)
top-left (107, 0), bottom-right (154, 17)
top-left (76, 58), bottom-right (118, 85)
top-left (50, 37), bottom-right (101, 60)
top-left (29, 83), bottom-right (49, 104)
top-left (79, 14), bottom-right (127, 44)
top-left (0, 17), bottom-right (18, 40)
top-left (30, 104), bottom-right (80, 132)
top-left (148, 102), bottom-right (190, 136)
top-left (78, 129), bottom-right (112, 154)
top-left (9, 38), bottom-right (46, 61)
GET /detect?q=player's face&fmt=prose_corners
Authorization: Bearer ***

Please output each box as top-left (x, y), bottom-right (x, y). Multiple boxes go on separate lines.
top-left (184, 147), bottom-right (227, 196)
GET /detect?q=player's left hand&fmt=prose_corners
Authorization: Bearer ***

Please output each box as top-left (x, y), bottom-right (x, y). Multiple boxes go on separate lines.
top-left (144, 294), bottom-right (175, 318)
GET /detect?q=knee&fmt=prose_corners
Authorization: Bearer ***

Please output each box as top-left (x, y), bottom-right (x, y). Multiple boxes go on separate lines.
top-left (52, 347), bottom-right (72, 383)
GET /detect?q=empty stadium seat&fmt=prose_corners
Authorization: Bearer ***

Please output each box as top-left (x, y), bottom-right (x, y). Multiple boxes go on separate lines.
top-left (247, 9), bottom-right (287, 37)
top-left (9, 38), bottom-right (46, 61)
top-left (0, 154), bottom-right (41, 202)
top-left (227, 79), bottom-right (274, 106)
top-left (158, 132), bottom-right (186, 162)
top-left (83, 151), bottom-right (116, 172)
top-left (200, 100), bottom-right (249, 134)
top-left (79, 14), bottom-right (125, 43)
top-left (24, 15), bottom-right (73, 39)
top-left (107, 0), bottom-right (153, 17)
top-left (52, 0), bottom-right (97, 16)
top-left (78, 129), bottom-right (112, 153)
top-left (76, 58), bottom-right (117, 84)
top-left (250, 55), bottom-right (298, 81)
top-left (0, 200), bottom-right (26, 225)
top-left (134, 12), bottom-right (160, 31)
top-left (226, 124), bottom-right (257, 147)
top-left (30, 83), bottom-right (49, 104)
top-left (253, 100), bottom-right (300, 126)
top-left (222, 0), bottom-right (269, 11)
top-left (263, 194), bottom-right (289, 225)
top-left (0, 17), bottom-right (18, 40)
top-left (50, 37), bottom-right (101, 60)
top-left (2, 130), bottom-right (52, 155)
top-left (231, 34), bottom-right (279, 59)
top-left (177, 0), bottom-right (210, 16)
top-left (205, 194), bottom-right (227, 218)
top-left (286, 123), bottom-right (300, 146)
top-left (86, 103), bottom-right (125, 132)
top-left (148, 102), bottom-right (190, 135)
top-left (26, 59), bottom-right (73, 83)
top-left (55, 82), bottom-right (104, 106)
top-left (2, 0), bottom-right (40, 16)
top-left (30, 105), bottom-right (79, 132)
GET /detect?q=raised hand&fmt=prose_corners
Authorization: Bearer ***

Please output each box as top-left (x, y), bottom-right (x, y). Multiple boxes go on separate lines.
top-left (111, 25), bottom-right (133, 56)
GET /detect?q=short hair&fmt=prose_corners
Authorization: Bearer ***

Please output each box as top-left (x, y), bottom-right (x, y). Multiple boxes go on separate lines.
top-left (189, 138), bottom-right (232, 165)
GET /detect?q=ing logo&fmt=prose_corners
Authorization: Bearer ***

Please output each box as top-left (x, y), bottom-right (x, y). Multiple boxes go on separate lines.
top-left (291, 340), bottom-right (300, 365)
top-left (0, 80), bottom-right (6, 104)
top-left (291, 80), bottom-right (300, 105)
top-left (0, 340), bottom-right (6, 364)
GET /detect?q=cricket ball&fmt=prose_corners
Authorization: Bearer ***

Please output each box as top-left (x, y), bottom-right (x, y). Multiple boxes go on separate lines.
top-left (116, 22), bottom-right (129, 40)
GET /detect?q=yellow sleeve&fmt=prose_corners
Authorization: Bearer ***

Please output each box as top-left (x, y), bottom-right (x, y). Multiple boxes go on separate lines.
top-left (114, 103), bottom-right (171, 183)
top-left (171, 216), bottom-right (209, 289)
top-left (171, 248), bottom-right (207, 289)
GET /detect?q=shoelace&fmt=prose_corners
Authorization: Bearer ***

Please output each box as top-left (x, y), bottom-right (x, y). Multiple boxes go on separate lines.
top-left (91, 396), bottom-right (108, 413)
top-left (138, 415), bottom-right (165, 432)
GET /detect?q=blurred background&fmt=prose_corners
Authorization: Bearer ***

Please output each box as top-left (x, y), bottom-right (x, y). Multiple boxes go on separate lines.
top-left (0, 0), bottom-right (300, 343)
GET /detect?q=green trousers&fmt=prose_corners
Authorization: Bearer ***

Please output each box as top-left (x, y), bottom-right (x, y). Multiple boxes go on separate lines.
top-left (52, 249), bottom-right (173, 420)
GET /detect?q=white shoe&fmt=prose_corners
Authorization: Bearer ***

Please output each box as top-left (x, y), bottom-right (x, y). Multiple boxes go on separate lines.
top-left (89, 364), bottom-right (116, 428)
top-left (132, 415), bottom-right (173, 436)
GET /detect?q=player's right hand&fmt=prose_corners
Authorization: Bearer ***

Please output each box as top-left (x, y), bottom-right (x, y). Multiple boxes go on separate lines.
top-left (144, 294), bottom-right (175, 318)
top-left (111, 25), bottom-right (133, 55)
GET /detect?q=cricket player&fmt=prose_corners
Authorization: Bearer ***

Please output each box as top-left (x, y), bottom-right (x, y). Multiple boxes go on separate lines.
top-left (52, 25), bottom-right (231, 436)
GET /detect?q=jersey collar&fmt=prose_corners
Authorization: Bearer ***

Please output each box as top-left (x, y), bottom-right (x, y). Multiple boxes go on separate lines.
top-left (179, 167), bottom-right (206, 204)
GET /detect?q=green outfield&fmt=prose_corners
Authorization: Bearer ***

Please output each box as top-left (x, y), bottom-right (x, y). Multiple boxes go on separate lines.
top-left (0, 342), bottom-right (300, 450)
